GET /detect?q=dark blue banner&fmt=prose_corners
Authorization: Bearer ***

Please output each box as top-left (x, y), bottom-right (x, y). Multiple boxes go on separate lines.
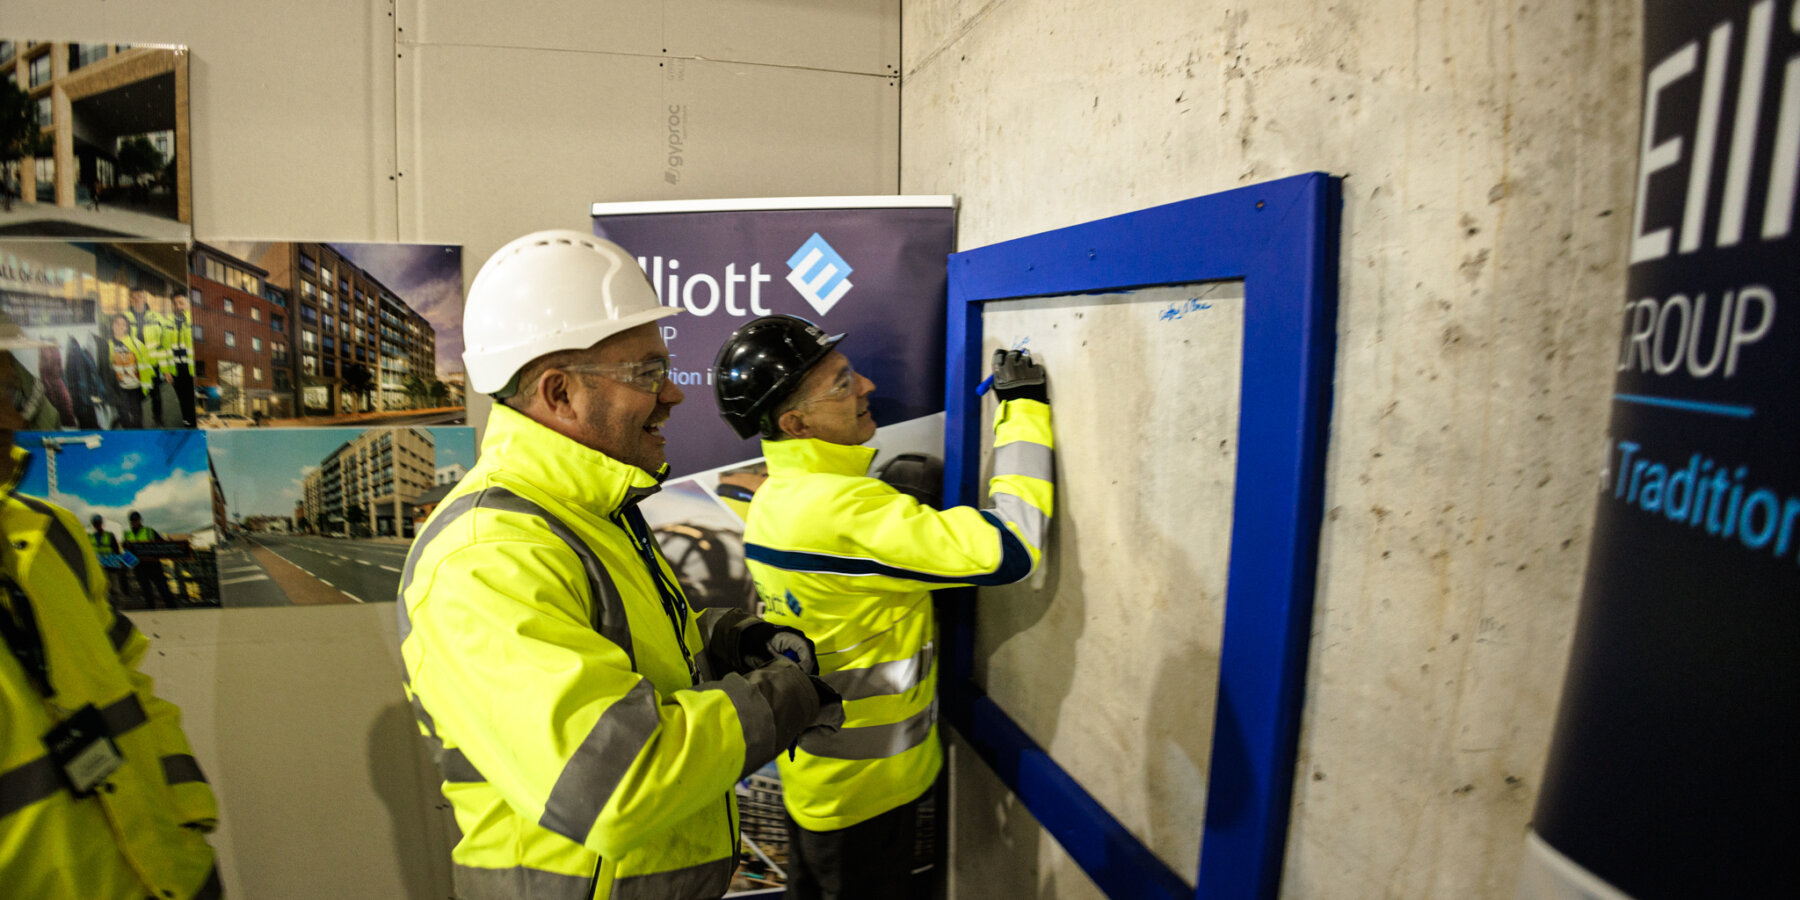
top-left (1530, 2), bottom-right (1798, 896)
top-left (592, 200), bottom-right (957, 477)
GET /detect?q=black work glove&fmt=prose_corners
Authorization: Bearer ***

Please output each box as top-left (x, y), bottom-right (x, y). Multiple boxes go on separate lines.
top-left (992, 348), bottom-right (1048, 403)
top-left (741, 661), bottom-right (845, 771)
top-left (739, 621), bottom-right (818, 676)
top-left (696, 607), bottom-right (819, 675)
top-left (805, 676), bottom-right (845, 736)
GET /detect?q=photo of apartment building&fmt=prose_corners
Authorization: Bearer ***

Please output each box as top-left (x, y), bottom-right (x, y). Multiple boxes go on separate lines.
top-left (0, 40), bottom-right (189, 240)
top-left (187, 242), bottom-right (288, 419)
top-left (201, 240), bottom-right (462, 425)
top-left (300, 427), bottom-right (437, 539)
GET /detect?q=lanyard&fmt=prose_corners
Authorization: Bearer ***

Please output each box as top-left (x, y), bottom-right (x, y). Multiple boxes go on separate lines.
top-left (618, 505), bottom-right (698, 684)
top-left (0, 573), bottom-right (52, 698)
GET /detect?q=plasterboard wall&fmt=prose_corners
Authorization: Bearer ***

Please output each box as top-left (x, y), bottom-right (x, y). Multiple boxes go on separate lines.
top-left (0, 2), bottom-right (899, 897)
top-left (902, 1), bottom-right (1640, 898)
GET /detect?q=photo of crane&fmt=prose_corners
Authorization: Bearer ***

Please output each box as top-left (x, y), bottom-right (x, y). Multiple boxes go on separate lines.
top-left (16, 427), bottom-right (222, 609)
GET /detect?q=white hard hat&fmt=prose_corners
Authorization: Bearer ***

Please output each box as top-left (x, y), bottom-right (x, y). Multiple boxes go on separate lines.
top-left (462, 230), bottom-right (679, 396)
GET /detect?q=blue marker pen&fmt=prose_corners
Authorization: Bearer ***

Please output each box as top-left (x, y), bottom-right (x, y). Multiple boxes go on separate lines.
top-left (976, 375), bottom-right (995, 396)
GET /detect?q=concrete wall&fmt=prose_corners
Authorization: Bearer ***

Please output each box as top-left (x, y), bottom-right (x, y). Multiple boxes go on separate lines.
top-left (0, 1), bottom-right (899, 897)
top-left (901, 1), bottom-right (1640, 898)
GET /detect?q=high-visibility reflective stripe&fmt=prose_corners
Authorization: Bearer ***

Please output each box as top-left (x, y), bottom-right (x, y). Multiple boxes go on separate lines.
top-left (399, 487), bottom-right (637, 670)
top-left (100, 694), bottom-right (148, 735)
top-left (108, 611), bottom-right (135, 651)
top-left (16, 495), bottom-right (90, 594)
top-left (0, 755), bottom-right (59, 818)
top-left (612, 856), bottom-right (735, 900)
top-left (409, 694), bottom-right (486, 782)
top-left (453, 863), bottom-right (595, 900)
top-left (746, 513), bottom-right (1031, 587)
top-left (799, 703), bottom-right (935, 761)
top-left (440, 747), bottom-right (485, 783)
top-left (192, 863), bottom-right (223, 900)
top-left (698, 673), bottom-right (777, 778)
top-left (410, 693), bottom-right (438, 736)
top-left (161, 753), bottom-right (207, 786)
top-left (826, 643), bottom-right (936, 702)
top-left (992, 492), bottom-right (1049, 550)
top-left (397, 491), bottom-right (484, 642)
top-left (538, 678), bottom-right (661, 844)
top-left (0, 706), bottom-right (171, 816)
top-left (993, 440), bottom-right (1053, 483)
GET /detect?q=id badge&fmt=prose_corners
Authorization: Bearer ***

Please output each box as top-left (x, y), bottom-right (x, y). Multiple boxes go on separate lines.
top-left (45, 704), bottom-right (124, 796)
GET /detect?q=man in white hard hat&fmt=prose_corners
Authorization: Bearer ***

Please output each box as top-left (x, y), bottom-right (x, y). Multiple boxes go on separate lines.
top-left (398, 230), bottom-right (842, 900)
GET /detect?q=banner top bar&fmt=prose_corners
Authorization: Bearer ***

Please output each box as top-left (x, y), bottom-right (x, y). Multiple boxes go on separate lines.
top-left (591, 195), bottom-right (957, 216)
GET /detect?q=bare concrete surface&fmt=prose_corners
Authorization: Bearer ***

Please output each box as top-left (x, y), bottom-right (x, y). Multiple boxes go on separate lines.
top-left (904, 1), bottom-right (1640, 898)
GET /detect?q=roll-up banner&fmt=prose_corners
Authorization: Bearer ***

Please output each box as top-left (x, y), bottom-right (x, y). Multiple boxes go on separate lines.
top-left (1522, 3), bottom-right (1797, 898)
top-left (592, 196), bottom-right (956, 895)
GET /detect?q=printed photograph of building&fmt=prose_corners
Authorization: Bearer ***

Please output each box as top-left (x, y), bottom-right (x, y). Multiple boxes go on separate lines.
top-left (206, 425), bottom-right (475, 607)
top-left (0, 40), bottom-right (190, 240)
top-left (203, 240), bottom-right (464, 425)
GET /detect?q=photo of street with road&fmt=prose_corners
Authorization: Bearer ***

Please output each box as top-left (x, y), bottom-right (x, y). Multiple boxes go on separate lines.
top-left (206, 425), bottom-right (475, 606)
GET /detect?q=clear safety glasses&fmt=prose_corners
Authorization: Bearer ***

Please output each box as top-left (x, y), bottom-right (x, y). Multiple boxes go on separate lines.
top-left (796, 362), bottom-right (859, 406)
top-left (563, 357), bottom-right (673, 395)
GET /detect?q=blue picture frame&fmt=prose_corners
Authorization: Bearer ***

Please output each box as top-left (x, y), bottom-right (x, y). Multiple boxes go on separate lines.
top-left (939, 172), bottom-right (1341, 899)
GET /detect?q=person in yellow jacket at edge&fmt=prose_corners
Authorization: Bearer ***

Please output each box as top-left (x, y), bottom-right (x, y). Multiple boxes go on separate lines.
top-left (712, 315), bottom-right (1055, 900)
top-left (399, 231), bottom-right (845, 900)
top-left (0, 316), bottom-right (222, 899)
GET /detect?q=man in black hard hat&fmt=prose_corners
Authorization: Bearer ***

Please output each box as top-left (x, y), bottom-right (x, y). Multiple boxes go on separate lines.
top-left (713, 314), bottom-right (1055, 900)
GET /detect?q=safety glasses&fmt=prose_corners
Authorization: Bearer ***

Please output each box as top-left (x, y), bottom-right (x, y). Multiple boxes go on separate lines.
top-left (563, 357), bottom-right (673, 395)
top-left (796, 361), bottom-right (859, 406)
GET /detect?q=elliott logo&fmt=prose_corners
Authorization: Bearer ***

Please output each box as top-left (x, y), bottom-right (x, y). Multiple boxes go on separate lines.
top-left (785, 233), bottom-right (854, 316)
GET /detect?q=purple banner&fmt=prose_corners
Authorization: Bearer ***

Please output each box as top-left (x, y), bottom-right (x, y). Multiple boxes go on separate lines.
top-left (592, 200), bottom-right (957, 477)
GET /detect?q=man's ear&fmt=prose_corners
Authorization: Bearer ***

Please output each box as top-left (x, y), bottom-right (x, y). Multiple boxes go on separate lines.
top-left (777, 408), bottom-right (811, 440)
top-left (537, 369), bottom-right (578, 421)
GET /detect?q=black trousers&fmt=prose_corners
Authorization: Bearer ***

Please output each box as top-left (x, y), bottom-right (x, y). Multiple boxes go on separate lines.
top-left (784, 789), bottom-right (928, 900)
top-left (174, 367), bottom-right (196, 427)
top-left (133, 563), bottom-right (174, 608)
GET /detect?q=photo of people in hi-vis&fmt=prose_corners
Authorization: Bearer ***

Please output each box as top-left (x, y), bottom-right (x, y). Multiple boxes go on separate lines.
top-left (0, 240), bottom-right (194, 431)
top-left (0, 239), bottom-right (467, 431)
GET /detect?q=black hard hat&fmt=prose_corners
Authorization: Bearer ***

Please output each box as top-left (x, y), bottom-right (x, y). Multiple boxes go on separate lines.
top-left (874, 452), bottom-right (945, 509)
top-left (90, 514), bottom-right (104, 525)
top-left (713, 315), bottom-right (843, 440)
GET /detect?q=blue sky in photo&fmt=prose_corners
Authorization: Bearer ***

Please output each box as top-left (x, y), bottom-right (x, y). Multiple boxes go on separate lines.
top-left (17, 429), bottom-right (214, 535)
top-left (330, 242), bottom-right (465, 380)
top-left (207, 426), bottom-right (476, 519)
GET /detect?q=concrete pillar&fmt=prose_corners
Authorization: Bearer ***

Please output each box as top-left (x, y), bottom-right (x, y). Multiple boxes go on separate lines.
top-left (903, 1), bottom-right (1641, 897)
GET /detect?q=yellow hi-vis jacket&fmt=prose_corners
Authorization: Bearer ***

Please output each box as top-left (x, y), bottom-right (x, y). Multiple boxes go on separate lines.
top-left (131, 310), bottom-right (176, 382)
top-left (399, 405), bottom-right (792, 900)
top-left (745, 398), bottom-right (1054, 831)
top-left (0, 448), bottom-right (220, 899)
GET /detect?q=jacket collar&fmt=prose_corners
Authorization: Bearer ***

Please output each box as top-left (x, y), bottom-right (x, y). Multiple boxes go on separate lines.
top-left (480, 404), bottom-right (665, 514)
top-left (760, 436), bottom-right (877, 478)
